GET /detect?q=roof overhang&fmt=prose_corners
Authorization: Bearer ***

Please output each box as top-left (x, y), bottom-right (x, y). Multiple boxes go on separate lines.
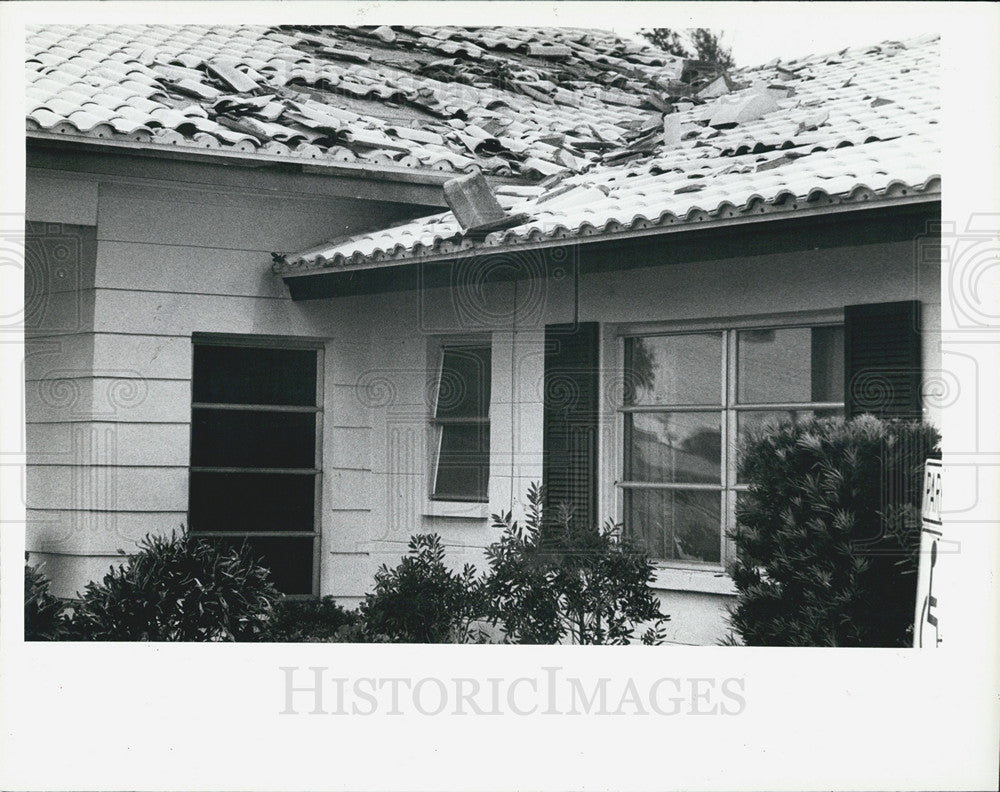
top-left (282, 191), bottom-right (941, 301)
top-left (26, 132), bottom-right (522, 208)
top-left (278, 179), bottom-right (940, 281)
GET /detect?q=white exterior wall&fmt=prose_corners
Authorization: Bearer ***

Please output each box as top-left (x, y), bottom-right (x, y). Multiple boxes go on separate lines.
top-left (330, 237), bottom-right (941, 643)
top-left (24, 165), bottom-right (421, 597)
top-left (321, 281), bottom-right (548, 607)
top-left (581, 243), bottom-right (941, 643)
top-left (25, 163), bottom-right (941, 644)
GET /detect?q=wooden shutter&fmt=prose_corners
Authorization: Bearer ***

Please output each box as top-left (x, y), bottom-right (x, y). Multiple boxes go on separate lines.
top-left (542, 323), bottom-right (599, 530)
top-left (844, 300), bottom-right (922, 420)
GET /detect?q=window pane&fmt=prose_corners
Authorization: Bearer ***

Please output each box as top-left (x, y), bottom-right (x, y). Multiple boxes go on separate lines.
top-left (433, 424), bottom-right (490, 501)
top-left (624, 488), bottom-right (721, 563)
top-left (625, 334), bottom-right (722, 406)
top-left (189, 471), bottom-right (316, 532)
top-left (736, 408), bottom-right (843, 482)
top-left (737, 326), bottom-right (844, 404)
top-left (435, 346), bottom-right (491, 419)
top-left (199, 535), bottom-right (314, 595)
top-left (191, 409), bottom-right (315, 469)
top-left (624, 412), bottom-right (721, 484)
top-left (193, 345), bottom-right (317, 406)
top-left (737, 407), bottom-right (844, 442)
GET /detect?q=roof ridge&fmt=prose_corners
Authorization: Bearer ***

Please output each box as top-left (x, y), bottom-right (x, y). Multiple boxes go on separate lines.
top-left (737, 32), bottom-right (940, 72)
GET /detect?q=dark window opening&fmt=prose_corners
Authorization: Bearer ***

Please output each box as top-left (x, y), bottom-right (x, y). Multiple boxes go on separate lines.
top-left (189, 340), bottom-right (320, 595)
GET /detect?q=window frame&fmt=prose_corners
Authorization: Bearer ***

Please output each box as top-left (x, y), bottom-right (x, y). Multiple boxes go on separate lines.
top-left (427, 336), bottom-right (492, 505)
top-left (187, 333), bottom-right (324, 598)
top-left (612, 310), bottom-right (845, 574)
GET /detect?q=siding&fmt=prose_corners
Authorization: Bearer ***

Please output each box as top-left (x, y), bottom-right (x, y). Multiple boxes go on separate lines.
top-left (340, 281), bottom-right (547, 592)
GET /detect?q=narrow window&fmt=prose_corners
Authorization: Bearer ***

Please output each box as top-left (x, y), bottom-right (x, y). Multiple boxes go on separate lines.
top-left (188, 340), bottom-right (321, 595)
top-left (621, 333), bottom-right (724, 564)
top-left (431, 344), bottom-right (491, 502)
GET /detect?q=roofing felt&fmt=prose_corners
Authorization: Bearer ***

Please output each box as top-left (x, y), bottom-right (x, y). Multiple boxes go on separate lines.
top-left (278, 32), bottom-right (940, 273)
top-left (26, 24), bottom-right (706, 180)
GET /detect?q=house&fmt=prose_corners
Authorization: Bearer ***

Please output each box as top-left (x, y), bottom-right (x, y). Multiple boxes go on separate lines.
top-left (24, 25), bottom-right (940, 644)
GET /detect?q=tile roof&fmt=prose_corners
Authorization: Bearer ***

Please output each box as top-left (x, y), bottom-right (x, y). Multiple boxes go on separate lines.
top-left (26, 24), bottom-right (707, 179)
top-left (276, 33), bottom-right (940, 274)
top-left (25, 25), bottom-right (940, 274)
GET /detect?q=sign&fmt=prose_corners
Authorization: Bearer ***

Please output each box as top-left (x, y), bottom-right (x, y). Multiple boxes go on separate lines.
top-left (913, 459), bottom-right (952, 648)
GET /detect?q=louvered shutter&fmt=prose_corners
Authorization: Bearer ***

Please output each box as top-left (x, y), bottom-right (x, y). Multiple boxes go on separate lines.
top-left (844, 300), bottom-right (923, 420)
top-left (542, 323), bottom-right (599, 530)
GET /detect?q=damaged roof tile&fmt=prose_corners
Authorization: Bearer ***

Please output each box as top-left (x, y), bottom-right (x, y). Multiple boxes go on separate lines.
top-left (25, 24), bottom-right (940, 271)
top-left (273, 32), bottom-right (939, 272)
top-left (26, 23), bottom-right (701, 179)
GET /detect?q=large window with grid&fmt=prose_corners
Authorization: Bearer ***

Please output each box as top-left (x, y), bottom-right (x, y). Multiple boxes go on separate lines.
top-left (619, 322), bottom-right (844, 568)
top-left (188, 338), bottom-right (322, 595)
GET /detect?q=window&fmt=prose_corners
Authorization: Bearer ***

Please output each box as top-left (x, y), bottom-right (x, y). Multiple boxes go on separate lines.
top-left (430, 343), bottom-right (491, 502)
top-left (188, 339), bottom-right (322, 595)
top-left (619, 323), bottom-right (844, 567)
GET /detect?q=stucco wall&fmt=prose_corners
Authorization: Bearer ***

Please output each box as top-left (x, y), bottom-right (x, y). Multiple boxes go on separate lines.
top-left (313, 234), bottom-right (941, 644)
top-left (24, 164), bottom-right (423, 597)
top-left (24, 162), bottom-right (941, 644)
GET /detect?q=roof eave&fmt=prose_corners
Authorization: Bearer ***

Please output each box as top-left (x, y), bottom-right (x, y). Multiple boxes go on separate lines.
top-left (25, 129), bottom-right (525, 189)
top-left (277, 180), bottom-right (941, 279)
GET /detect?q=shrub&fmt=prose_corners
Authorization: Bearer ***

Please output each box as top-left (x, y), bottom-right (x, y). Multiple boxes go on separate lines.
top-left (359, 533), bottom-right (483, 643)
top-left (728, 415), bottom-right (940, 647)
top-left (484, 483), bottom-right (669, 645)
top-left (24, 562), bottom-right (70, 641)
top-left (70, 531), bottom-right (280, 641)
top-left (262, 596), bottom-right (359, 642)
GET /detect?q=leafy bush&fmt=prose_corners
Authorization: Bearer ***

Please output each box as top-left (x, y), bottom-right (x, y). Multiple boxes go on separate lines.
top-left (24, 562), bottom-right (70, 641)
top-left (359, 533), bottom-right (483, 643)
top-left (70, 531), bottom-right (279, 641)
top-left (484, 483), bottom-right (669, 645)
top-left (262, 596), bottom-right (359, 642)
top-left (728, 415), bottom-right (940, 647)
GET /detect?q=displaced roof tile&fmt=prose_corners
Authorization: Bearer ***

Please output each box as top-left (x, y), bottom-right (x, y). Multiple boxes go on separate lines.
top-left (205, 58), bottom-right (259, 92)
top-left (274, 34), bottom-right (939, 271)
top-left (27, 23), bottom-right (940, 227)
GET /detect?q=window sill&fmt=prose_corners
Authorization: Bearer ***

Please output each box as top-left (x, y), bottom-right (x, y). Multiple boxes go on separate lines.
top-left (422, 500), bottom-right (490, 520)
top-left (651, 566), bottom-right (737, 596)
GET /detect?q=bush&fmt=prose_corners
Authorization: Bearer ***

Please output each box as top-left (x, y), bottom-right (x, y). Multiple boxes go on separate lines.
top-left (359, 533), bottom-right (483, 643)
top-left (262, 596), bottom-right (359, 642)
top-left (70, 531), bottom-right (280, 641)
top-left (24, 562), bottom-right (70, 641)
top-left (728, 415), bottom-right (940, 647)
top-left (484, 483), bottom-right (669, 645)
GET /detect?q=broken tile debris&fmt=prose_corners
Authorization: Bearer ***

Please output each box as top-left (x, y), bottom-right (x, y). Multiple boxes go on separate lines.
top-left (272, 32), bottom-right (939, 271)
top-left (27, 24), bottom-right (716, 179)
top-left (24, 25), bottom-right (940, 273)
